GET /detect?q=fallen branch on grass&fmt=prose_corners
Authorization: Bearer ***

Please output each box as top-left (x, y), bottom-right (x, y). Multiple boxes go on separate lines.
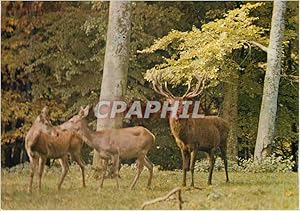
top-left (141, 187), bottom-right (183, 210)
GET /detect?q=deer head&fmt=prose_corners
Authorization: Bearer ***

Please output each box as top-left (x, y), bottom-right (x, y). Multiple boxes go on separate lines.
top-left (152, 73), bottom-right (207, 119)
top-left (35, 106), bottom-right (58, 136)
top-left (59, 105), bottom-right (90, 132)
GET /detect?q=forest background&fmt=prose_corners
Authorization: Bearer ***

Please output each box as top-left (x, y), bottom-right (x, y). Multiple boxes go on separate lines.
top-left (1, 1), bottom-right (298, 170)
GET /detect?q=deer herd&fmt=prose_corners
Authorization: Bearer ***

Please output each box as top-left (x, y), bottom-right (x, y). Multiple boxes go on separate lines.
top-left (25, 75), bottom-right (230, 193)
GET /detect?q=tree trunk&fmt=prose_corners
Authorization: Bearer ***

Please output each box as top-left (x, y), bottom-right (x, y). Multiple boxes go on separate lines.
top-left (93, 1), bottom-right (131, 169)
top-left (254, 0), bottom-right (286, 160)
top-left (222, 72), bottom-right (239, 160)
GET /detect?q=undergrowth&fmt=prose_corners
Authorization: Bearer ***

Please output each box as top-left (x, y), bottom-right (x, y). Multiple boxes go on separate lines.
top-left (1, 158), bottom-right (298, 210)
top-left (194, 154), bottom-right (295, 173)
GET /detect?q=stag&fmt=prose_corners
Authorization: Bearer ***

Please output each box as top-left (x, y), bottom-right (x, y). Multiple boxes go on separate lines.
top-left (59, 106), bottom-right (155, 190)
top-left (25, 107), bottom-right (86, 193)
top-left (152, 74), bottom-right (229, 186)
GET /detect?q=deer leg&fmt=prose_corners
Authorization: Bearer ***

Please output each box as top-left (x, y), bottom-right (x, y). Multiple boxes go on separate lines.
top-left (221, 147), bottom-right (229, 183)
top-left (214, 136), bottom-right (222, 157)
top-left (143, 156), bottom-right (153, 188)
top-left (99, 160), bottom-right (108, 190)
top-left (28, 156), bottom-right (38, 193)
top-left (190, 149), bottom-right (198, 187)
top-left (180, 149), bottom-right (190, 187)
top-left (112, 155), bottom-right (120, 190)
top-left (106, 161), bottom-right (113, 179)
top-left (38, 156), bottom-right (47, 192)
top-left (118, 162), bottom-right (121, 178)
top-left (58, 156), bottom-right (69, 190)
top-left (73, 154), bottom-right (86, 188)
top-left (130, 157), bottom-right (144, 190)
top-left (208, 151), bottom-right (216, 185)
top-left (106, 160), bottom-right (121, 179)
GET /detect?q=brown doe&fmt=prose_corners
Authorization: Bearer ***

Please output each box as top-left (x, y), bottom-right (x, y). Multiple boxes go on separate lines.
top-left (59, 105), bottom-right (155, 190)
top-left (25, 106), bottom-right (86, 193)
top-left (152, 74), bottom-right (229, 186)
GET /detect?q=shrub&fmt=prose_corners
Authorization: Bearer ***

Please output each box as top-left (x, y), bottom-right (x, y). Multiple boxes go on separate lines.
top-left (237, 154), bottom-right (295, 173)
top-left (194, 154), bottom-right (295, 173)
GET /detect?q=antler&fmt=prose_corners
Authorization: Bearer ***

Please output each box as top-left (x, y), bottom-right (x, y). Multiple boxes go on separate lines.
top-left (181, 82), bottom-right (191, 98)
top-left (152, 73), bottom-right (207, 99)
top-left (152, 73), bottom-right (175, 98)
top-left (184, 75), bottom-right (207, 98)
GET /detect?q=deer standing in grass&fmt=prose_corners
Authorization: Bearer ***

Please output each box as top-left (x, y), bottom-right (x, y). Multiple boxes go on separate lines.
top-left (152, 74), bottom-right (229, 186)
top-left (60, 105), bottom-right (155, 190)
top-left (25, 107), bottom-right (86, 193)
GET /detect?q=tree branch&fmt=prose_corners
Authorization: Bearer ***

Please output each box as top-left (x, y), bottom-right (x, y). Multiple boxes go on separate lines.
top-left (248, 41), bottom-right (268, 53)
top-left (141, 187), bottom-right (183, 210)
top-left (240, 40), bottom-right (268, 53)
top-left (280, 74), bottom-right (299, 82)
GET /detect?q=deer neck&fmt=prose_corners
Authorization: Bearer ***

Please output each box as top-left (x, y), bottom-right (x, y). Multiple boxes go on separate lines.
top-left (78, 123), bottom-right (99, 148)
top-left (169, 117), bottom-right (189, 140)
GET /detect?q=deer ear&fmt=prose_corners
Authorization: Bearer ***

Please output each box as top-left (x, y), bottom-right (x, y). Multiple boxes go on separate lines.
top-left (39, 114), bottom-right (46, 124)
top-left (79, 110), bottom-right (84, 117)
top-left (40, 112), bottom-right (53, 125)
top-left (83, 105), bottom-right (90, 117)
top-left (78, 106), bottom-right (85, 116)
top-left (168, 99), bottom-right (175, 105)
top-left (41, 106), bottom-right (48, 114)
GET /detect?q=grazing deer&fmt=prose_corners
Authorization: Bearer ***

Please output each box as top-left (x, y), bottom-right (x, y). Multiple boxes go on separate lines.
top-left (25, 106), bottom-right (86, 193)
top-left (152, 74), bottom-right (229, 186)
top-left (59, 106), bottom-right (155, 190)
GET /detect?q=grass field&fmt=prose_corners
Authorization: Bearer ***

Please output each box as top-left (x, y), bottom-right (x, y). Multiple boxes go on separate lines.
top-left (1, 164), bottom-right (299, 210)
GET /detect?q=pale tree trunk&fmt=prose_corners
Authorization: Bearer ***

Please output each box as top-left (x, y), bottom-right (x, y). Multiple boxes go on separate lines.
top-left (222, 71), bottom-right (239, 160)
top-left (254, 0), bottom-right (286, 160)
top-left (93, 1), bottom-right (131, 169)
